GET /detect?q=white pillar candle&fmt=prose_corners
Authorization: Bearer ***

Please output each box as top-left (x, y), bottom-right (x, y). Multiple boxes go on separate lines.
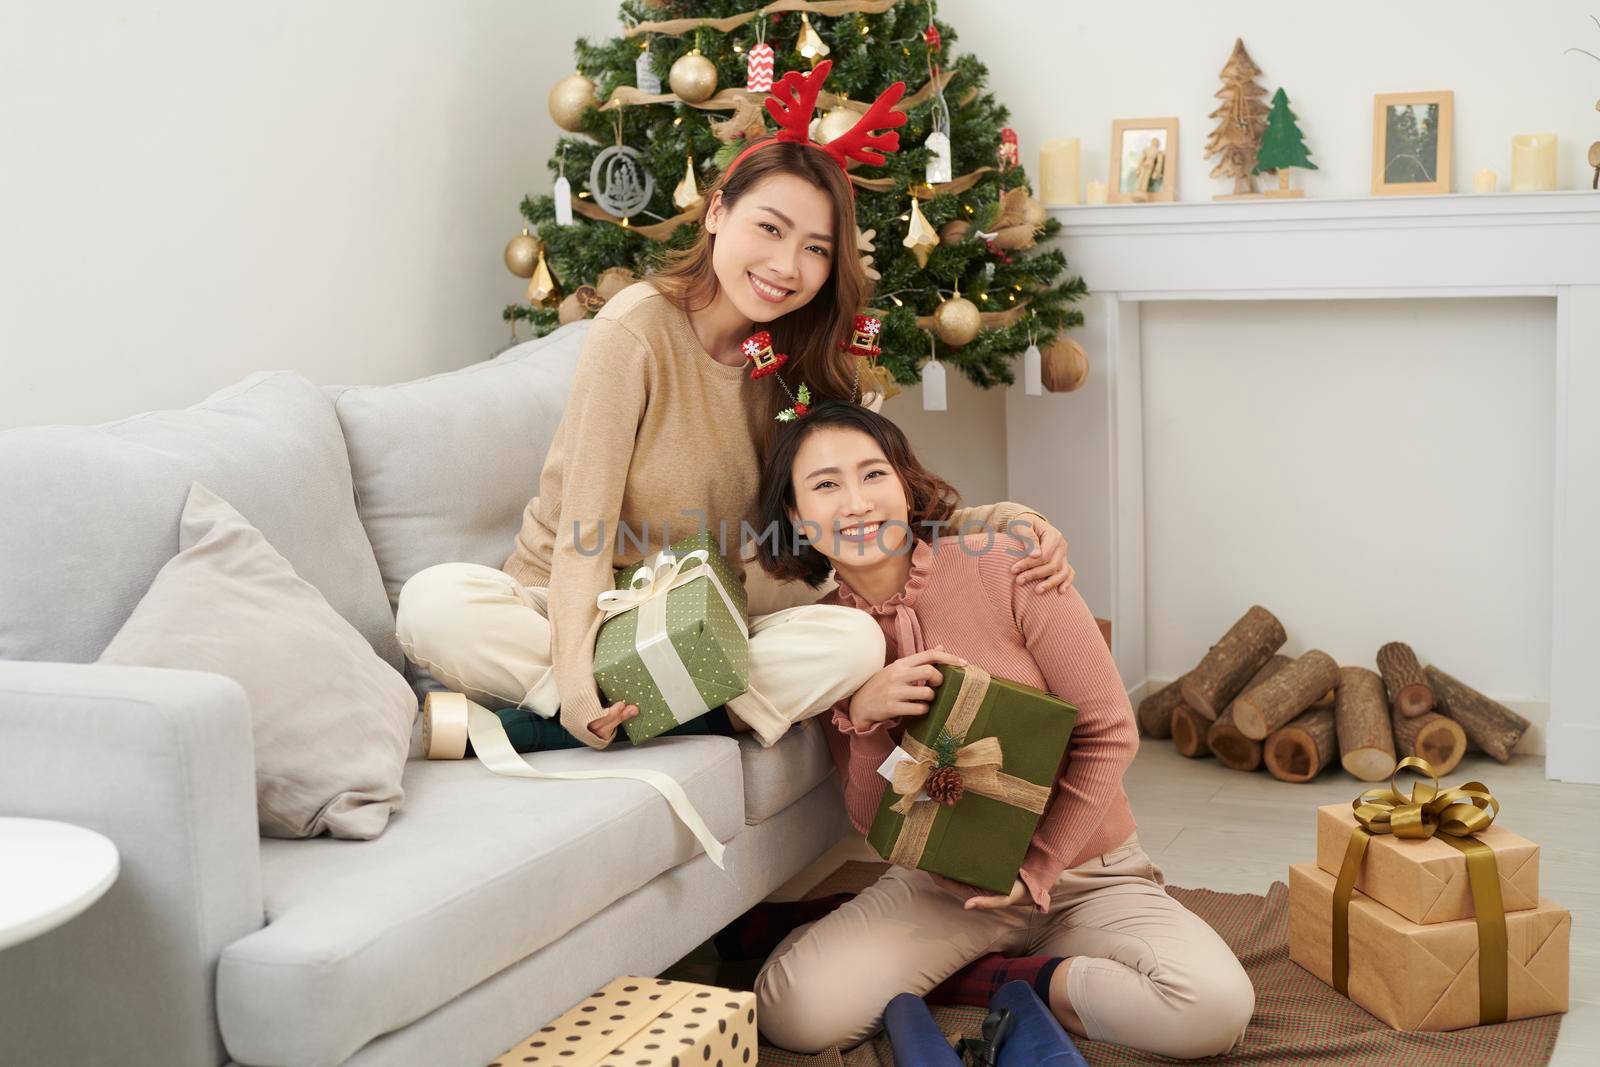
top-left (1084, 179), bottom-right (1108, 205)
top-left (1039, 138), bottom-right (1081, 206)
top-left (1473, 169), bottom-right (1497, 193)
top-left (1510, 134), bottom-right (1558, 192)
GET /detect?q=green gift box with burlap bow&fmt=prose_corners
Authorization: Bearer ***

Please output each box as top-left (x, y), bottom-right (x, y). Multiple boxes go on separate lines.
top-left (593, 531), bottom-right (750, 744)
top-left (866, 664), bottom-right (1077, 894)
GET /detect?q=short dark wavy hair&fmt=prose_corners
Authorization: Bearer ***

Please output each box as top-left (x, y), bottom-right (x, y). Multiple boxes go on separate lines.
top-left (753, 400), bottom-right (960, 587)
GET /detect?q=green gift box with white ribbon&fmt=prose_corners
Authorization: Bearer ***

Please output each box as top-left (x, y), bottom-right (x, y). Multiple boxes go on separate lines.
top-left (593, 532), bottom-right (750, 744)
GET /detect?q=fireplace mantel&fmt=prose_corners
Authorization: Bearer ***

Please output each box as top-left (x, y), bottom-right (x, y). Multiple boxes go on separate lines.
top-left (1006, 189), bottom-right (1599, 783)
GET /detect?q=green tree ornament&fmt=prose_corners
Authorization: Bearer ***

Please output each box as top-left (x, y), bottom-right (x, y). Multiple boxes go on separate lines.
top-left (1253, 87), bottom-right (1317, 195)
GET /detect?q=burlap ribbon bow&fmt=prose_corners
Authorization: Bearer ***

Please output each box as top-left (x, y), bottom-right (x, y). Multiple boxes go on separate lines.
top-left (885, 664), bottom-right (1053, 869)
top-left (1332, 755), bottom-right (1508, 1024)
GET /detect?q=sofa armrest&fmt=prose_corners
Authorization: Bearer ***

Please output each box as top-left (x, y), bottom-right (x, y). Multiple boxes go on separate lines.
top-left (0, 661), bottom-right (264, 1067)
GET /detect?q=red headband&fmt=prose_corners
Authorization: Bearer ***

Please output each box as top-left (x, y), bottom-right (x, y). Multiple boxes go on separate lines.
top-left (723, 59), bottom-right (908, 189)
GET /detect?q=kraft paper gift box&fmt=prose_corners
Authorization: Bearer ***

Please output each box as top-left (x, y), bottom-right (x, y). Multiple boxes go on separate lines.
top-left (490, 976), bottom-right (756, 1067)
top-left (593, 531), bottom-right (749, 745)
top-left (1314, 802), bottom-right (1540, 925)
top-left (1288, 863), bottom-right (1569, 1031)
top-left (867, 663), bottom-right (1076, 894)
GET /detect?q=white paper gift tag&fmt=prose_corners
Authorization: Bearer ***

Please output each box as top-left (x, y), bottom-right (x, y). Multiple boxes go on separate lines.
top-left (1023, 342), bottom-right (1042, 395)
top-left (876, 745), bottom-right (931, 802)
top-left (921, 359), bottom-right (946, 411)
top-left (553, 174), bottom-right (574, 226)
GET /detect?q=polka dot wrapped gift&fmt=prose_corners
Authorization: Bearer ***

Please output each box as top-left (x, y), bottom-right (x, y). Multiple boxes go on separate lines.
top-left (593, 531), bottom-right (751, 745)
top-left (489, 976), bottom-right (756, 1067)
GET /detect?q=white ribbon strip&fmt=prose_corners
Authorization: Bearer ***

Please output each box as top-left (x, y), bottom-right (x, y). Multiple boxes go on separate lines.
top-left (428, 693), bottom-right (727, 870)
top-left (596, 547), bottom-right (749, 726)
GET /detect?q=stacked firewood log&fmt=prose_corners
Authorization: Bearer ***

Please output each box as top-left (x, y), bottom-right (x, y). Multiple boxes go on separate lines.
top-left (1135, 606), bottom-right (1532, 784)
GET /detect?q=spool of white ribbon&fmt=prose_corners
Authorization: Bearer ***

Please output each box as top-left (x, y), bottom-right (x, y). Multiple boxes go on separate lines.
top-left (596, 548), bottom-right (749, 727)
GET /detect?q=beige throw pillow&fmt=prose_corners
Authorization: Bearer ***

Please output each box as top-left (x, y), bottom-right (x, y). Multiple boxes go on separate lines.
top-left (99, 482), bottom-right (415, 839)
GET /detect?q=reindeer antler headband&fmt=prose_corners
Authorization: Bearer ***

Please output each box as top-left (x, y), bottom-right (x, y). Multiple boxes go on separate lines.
top-left (723, 59), bottom-right (908, 193)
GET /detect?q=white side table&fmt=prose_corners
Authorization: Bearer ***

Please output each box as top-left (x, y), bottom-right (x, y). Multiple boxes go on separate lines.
top-left (0, 817), bottom-right (120, 952)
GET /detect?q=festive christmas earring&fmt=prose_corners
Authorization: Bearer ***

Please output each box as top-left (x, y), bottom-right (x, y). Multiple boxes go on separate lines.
top-left (741, 330), bottom-right (788, 379)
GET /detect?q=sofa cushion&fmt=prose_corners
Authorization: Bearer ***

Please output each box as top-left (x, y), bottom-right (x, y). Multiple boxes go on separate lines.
top-left (216, 734), bottom-right (743, 1067)
top-left (99, 484), bottom-right (415, 839)
top-left (738, 718), bottom-right (837, 825)
top-left (330, 322), bottom-right (590, 609)
top-left (0, 371), bottom-right (398, 667)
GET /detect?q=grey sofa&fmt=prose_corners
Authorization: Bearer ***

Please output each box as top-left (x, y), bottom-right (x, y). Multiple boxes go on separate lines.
top-left (0, 320), bottom-right (851, 1067)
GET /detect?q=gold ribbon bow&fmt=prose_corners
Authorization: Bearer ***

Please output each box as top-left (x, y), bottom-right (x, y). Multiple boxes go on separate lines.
top-left (885, 665), bottom-right (1053, 869)
top-left (1332, 755), bottom-right (1508, 1024)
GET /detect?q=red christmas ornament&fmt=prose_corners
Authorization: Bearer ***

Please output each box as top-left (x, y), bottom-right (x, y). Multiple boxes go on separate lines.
top-left (839, 313), bottom-right (883, 358)
top-left (924, 24), bottom-right (942, 52)
top-left (742, 331), bottom-right (788, 379)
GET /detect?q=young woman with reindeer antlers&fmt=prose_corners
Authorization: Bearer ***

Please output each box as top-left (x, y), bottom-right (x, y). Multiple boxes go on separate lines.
top-left (395, 61), bottom-right (1074, 752)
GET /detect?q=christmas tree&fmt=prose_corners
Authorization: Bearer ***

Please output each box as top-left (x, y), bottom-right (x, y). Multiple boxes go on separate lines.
top-left (506, 0), bottom-right (1086, 392)
top-left (1253, 87), bottom-right (1316, 192)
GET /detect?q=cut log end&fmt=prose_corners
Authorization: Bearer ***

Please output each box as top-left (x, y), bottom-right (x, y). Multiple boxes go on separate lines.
top-left (1392, 710), bottom-right (1467, 776)
top-left (1209, 730), bottom-right (1262, 771)
top-left (1264, 707), bottom-right (1338, 783)
top-left (1395, 682), bottom-right (1435, 718)
top-left (1170, 705), bottom-right (1213, 758)
top-left (1341, 747), bottom-right (1398, 782)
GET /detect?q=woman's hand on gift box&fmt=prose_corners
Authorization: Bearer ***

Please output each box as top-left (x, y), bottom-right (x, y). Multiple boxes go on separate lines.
top-left (963, 877), bottom-right (1028, 911)
top-left (588, 700), bottom-right (640, 743)
top-left (847, 645), bottom-right (968, 731)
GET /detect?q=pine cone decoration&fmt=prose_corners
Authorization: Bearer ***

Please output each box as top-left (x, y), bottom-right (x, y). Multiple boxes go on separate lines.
top-left (925, 766), bottom-right (964, 806)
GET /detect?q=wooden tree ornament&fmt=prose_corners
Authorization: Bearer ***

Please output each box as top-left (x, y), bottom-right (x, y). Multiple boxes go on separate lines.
top-left (1391, 708), bottom-right (1467, 776)
top-left (1136, 675), bottom-right (1186, 739)
top-left (1264, 706), bottom-right (1338, 783)
top-left (1335, 666), bottom-right (1396, 782)
top-left (1180, 606), bottom-right (1287, 719)
top-left (1206, 654), bottom-right (1290, 771)
top-left (1232, 649), bottom-right (1340, 740)
top-left (1375, 641), bottom-right (1434, 717)
top-left (1425, 665), bottom-right (1530, 763)
top-left (1204, 38), bottom-right (1270, 199)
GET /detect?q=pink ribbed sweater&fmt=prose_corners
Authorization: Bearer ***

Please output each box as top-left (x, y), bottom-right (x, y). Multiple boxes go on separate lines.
top-left (822, 532), bottom-right (1139, 911)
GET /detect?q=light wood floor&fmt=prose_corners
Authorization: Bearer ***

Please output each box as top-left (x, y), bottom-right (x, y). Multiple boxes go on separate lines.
top-left (774, 743), bottom-right (1599, 1065)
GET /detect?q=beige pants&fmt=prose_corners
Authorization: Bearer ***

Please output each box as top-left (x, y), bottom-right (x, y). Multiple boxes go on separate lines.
top-left (754, 835), bottom-right (1255, 1059)
top-left (393, 562), bottom-right (886, 747)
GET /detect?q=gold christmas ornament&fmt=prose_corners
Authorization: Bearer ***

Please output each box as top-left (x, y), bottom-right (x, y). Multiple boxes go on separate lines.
top-left (814, 107), bottom-right (859, 146)
top-left (865, 361), bottom-right (902, 402)
top-left (903, 194), bottom-right (938, 269)
top-left (526, 247), bottom-right (559, 308)
top-left (504, 228), bottom-right (540, 278)
top-left (1041, 337), bottom-right (1090, 393)
top-left (938, 219), bottom-right (971, 245)
top-left (673, 153), bottom-right (703, 210)
top-left (796, 13), bottom-right (830, 65)
top-left (548, 73), bottom-right (598, 133)
top-left (669, 50), bottom-right (718, 103)
top-left (932, 294), bottom-right (981, 347)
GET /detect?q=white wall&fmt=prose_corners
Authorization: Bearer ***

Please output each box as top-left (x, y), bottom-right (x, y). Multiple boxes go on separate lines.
top-left (0, 1), bottom-right (621, 429)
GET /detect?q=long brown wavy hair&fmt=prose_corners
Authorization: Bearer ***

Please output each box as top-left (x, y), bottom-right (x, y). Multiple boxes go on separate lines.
top-left (752, 400), bottom-right (961, 588)
top-left (647, 140), bottom-right (871, 459)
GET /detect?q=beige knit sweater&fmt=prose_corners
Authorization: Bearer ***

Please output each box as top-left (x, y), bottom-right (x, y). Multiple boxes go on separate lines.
top-left (502, 281), bottom-right (1041, 749)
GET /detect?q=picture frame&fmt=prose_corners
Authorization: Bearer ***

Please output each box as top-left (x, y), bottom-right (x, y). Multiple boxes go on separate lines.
top-left (1109, 117), bottom-right (1179, 203)
top-left (1371, 91), bottom-right (1454, 196)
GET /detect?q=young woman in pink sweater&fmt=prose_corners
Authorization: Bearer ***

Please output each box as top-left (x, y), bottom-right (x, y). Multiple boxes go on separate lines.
top-left (748, 402), bottom-right (1254, 1059)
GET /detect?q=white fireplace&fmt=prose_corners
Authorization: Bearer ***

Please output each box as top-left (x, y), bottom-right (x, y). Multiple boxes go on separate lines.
top-left (1006, 190), bottom-right (1600, 783)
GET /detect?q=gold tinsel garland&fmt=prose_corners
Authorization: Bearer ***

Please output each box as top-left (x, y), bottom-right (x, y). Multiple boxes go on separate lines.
top-left (622, 0), bottom-right (902, 38)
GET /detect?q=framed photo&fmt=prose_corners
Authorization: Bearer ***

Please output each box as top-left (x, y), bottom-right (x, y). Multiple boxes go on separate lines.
top-left (1109, 117), bottom-right (1179, 203)
top-left (1371, 91), bottom-right (1454, 195)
